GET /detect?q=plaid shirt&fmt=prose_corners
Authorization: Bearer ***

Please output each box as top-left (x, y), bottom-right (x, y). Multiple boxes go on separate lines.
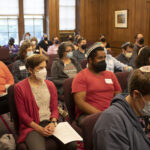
top-left (13, 59), bottom-right (29, 83)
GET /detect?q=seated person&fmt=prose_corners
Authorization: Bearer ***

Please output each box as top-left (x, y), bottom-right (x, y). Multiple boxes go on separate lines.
top-left (13, 41), bottom-right (33, 83)
top-left (4, 37), bottom-right (19, 55)
top-left (0, 61), bottom-right (14, 114)
top-left (47, 36), bottom-right (59, 55)
top-left (20, 32), bottom-right (31, 46)
top-left (91, 42), bottom-right (132, 72)
top-left (135, 46), bottom-right (150, 68)
top-left (99, 34), bottom-right (111, 51)
top-left (116, 42), bottom-right (135, 68)
top-left (93, 66), bottom-right (150, 150)
top-left (50, 42), bottom-right (82, 96)
top-left (72, 45), bottom-right (122, 126)
top-left (15, 54), bottom-right (76, 150)
top-left (73, 37), bottom-right (87, 63)
top-left (38, 33), bottom-right (53, 52)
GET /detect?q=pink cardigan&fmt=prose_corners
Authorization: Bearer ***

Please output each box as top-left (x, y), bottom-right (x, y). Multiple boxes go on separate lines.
top-left (14, 78), bottom-right (59, 143)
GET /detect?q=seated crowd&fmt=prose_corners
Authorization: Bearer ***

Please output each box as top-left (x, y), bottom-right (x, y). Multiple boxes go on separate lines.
top-left (0, 32), bottom-right (150, 150)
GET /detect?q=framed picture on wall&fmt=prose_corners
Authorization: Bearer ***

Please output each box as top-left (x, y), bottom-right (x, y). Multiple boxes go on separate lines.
top-left (115, 10), bottom-right (128, 28)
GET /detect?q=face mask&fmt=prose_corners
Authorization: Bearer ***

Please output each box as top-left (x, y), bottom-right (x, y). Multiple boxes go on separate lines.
top-left (69, 38), bottom-right (73, 41)
top-left (125, 52), bottom-right (132, 58)
top-left (81, 44), bottom-right (87, 50)
top-left (104, 48), bottom-right (107, 54)
top-left (55, 40), bottom-right (59, 44)
top-left (35, 68), bottom-right (47, 81)
top-left (101, 38), bottom-right (106, 42)
top-left (138, 38), bottom-right (144, 45)
top-left (27, 51), bottom-right (33, 57)
top-left (66, 51), bottom-right (73, 58)
top-left (92, 60), bottom-right (106, 73)
top-left (25, 36), bottom-right (30, 40)
top-left (9, 42), bottom-right (14, 45)
top-left (44, 37), bottom-right (48, 41)
top-left (32, 41), bottom-right (36, 45)
top-left (141, 95), bottom-right (150, 116)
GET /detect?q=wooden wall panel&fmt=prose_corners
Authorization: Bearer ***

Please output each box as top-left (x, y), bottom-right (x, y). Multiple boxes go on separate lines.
top-left (45, 0), bottom-right (59, 40)
top-left (76, 0), bottom-right (100, 42)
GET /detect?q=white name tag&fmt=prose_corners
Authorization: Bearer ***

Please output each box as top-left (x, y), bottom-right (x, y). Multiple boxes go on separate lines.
top-left (105, 79), bottom-right (113, 84)
top-left (19, 65), bottom-right (26, 70)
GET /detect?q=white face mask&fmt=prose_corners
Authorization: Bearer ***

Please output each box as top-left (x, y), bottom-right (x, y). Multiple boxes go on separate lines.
top-left (141, 95), bottom-right (150, 116)
top-left (125, 52), bottom-right (132, 58)
top-left (32, 41), bottom-right (36, 45)
top-left (34, 68), bottom-right (47, 81)
top-left (27, 51), bottom-right (34, 57)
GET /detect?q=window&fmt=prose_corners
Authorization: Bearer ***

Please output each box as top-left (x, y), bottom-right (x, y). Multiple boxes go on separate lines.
top-left (24, 0), bottom-right (44, 41)
top-left (0, 0), bottom-right (19, 45)
top-left (24, 16), bottom-right (43, 42)
top-left (0, 16), bottom-right (18, 46)
top-left (59, 0), bottom-right (76, 30)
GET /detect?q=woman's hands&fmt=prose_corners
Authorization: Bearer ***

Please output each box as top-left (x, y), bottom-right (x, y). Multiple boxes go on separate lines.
top-left (40, 122), bottom-right (56, 137)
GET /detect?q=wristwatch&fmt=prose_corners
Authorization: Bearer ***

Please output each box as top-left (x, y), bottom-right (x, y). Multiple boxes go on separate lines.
top-left (50, 121), bottom-right (58, 127)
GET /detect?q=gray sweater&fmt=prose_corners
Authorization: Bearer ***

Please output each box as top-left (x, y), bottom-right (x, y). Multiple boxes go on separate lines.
top-left (93, 93), bottom-right (150, 150)
top-left (50, 57), bottom-right (82, 87)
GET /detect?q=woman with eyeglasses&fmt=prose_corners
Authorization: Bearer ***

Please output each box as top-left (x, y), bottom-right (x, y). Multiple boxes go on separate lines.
top-left (50, 42), bottom-right (82, 96)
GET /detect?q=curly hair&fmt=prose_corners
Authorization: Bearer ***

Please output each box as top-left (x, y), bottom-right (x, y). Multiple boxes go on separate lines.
top-left (57, 42), bottom-right (74, 58)
top-left (135, 46), bottom-right (150, 68)
top-left (18, 41), bottom-right (33, 60)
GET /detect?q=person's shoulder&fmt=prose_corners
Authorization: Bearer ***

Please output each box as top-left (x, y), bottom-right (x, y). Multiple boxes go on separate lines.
top-left (45, 80), bottom-right (56, 88)
top-left (15, 78), bottom-right (28, 88)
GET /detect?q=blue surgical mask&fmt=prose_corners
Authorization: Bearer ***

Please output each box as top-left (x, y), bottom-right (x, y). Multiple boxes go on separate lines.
top-left (66, 51), bottom-right (73, 58)
top-left (27, 51), bottom-right (33, 57)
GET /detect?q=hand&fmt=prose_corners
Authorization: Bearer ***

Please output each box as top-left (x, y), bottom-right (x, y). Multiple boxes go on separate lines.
top-left (39, 127), bottom-right (52, 137)
top-left (45, 123), bottom-right (55, 135)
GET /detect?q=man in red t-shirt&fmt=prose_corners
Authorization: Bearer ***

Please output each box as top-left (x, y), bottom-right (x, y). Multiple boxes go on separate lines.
top-left (72, 45), bottom-right (122, 126)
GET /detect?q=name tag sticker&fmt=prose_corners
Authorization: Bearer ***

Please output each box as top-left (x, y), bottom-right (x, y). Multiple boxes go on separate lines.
top-left (19, 66), bottom-right (26, 70)
top-left (105, 79), bottom-right (113, 84)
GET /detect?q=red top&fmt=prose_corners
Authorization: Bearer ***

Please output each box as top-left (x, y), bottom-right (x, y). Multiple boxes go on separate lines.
top-left (72, 68), bottom-right (122, 117)
top-left (14, 78), bottom-right (59, 143)
top-left (0, 61), bottom-right (14, 94)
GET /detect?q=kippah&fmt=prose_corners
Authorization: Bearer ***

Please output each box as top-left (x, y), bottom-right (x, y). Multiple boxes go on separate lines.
top-left (86, 42), bottom-right (103, 57)
top-left (121, 42), bottom-right (131, 48)
top-left (139, 65), bottom-right (150, 72)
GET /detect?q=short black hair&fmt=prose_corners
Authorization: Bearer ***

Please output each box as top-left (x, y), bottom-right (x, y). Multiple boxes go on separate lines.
top-left (77, 37), bottom-right (85, 44)
top-left (57, 42), bottom-right (74, 58)
top-left (135, 47), bottom-right (150, 68)
top-left (87, 46), bottom-right (104, 62)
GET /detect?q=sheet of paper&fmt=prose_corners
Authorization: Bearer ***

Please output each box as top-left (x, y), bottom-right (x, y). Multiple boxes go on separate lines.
top-left (53, 122), bottom-right (83, 144)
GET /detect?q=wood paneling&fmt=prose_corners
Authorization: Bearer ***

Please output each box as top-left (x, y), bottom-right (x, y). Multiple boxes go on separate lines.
top-left (99, 0), bottom-right (150, 56)
top-left (45, 0), bottom-right (59, 40)
top-left (76, 0), bottom-right (100, 42)
top-left (18, 0), bottom-right (24, 42)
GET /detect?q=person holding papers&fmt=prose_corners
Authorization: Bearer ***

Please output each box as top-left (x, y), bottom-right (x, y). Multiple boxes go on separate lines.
top-left (15, 54), bottom-right (77, 150)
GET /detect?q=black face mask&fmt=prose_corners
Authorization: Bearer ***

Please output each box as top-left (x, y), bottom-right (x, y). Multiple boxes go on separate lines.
top-left (44, 37), bottom-right (48, 41)
top-left (92, 60), bottom-right (106, 73)
top-left (55, 40), bottom-right (59, 44)
top-left (69, 38), bottom-right (73, 41)
top-left (81, 44), bottom-right (87, 50)
top-left (138, 38), bottom-right (144, 45)
top-left (101, 38), bottom-right (106, 42)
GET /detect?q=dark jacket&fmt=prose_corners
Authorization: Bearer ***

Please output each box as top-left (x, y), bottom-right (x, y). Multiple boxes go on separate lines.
top-left (93, 93), bottom-right (150, 150)
top-left (50, 57), bottom-right (82, 87)
top-left (37, 40), bottom-right (53, 52)
top-left (116, 53), bottom-right (135, 68)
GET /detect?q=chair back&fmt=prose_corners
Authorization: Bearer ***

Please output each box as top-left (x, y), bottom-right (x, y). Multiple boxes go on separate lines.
top-left (115, 71), bottom-right (130, 92)
top-left (63, 78), bottom-right (75, 123)
top-left (8, 85), bottom-right (19, 134)
top-left (81, 112), bottom-right (102, 150)
top-left (0, 48), bottom-right (11, 64)
top-left (46, 54), bottom-right (58, 77)
top-left (80, 59), bottom-right (87, 69)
